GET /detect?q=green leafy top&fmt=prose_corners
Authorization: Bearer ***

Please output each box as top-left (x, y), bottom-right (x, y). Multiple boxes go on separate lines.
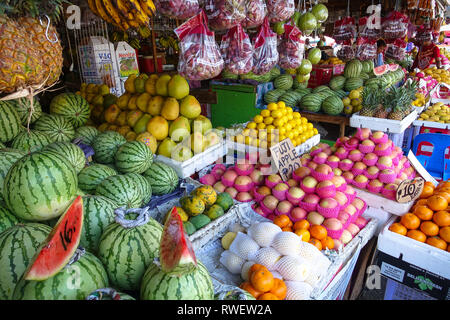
top-left (384, 82), bottom-right (417, 112)
top-left (361, 85), bottom-right (383, 110)
top-left (0, 0), bottom-right (70, 21)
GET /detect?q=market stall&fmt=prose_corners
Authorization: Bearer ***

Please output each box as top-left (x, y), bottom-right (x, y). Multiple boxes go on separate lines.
top-left (0, 0), bottom-right (449, 303)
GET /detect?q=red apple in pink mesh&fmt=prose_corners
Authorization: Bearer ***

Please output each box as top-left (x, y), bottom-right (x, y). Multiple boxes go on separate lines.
top-left (353, 162), bottom-right (367, 171)
top-left (319, 198), bottom-right (339, 210)
top-left (313, 152), bottom-right (328, 163)
top-left (262, 195), bottom-right (279, 211)
top-left (344, 204), bottom-right (357, 216)
top-left (286, 187), bottom-right (305, 205)
top-left (256, 185), bottom-right (271, 196)
top-left (294, 166), bottom-right (311, 179)
top-left (333, 239), bottom-right (343, 251)
top-left (334, 191), bottom-right (348, 206)
top-left (236, 192), bottom-right (253, 202)
top-left (266, 174), bottom-right (282, 188)
top-left (355, 127), bottom-right (372, 140)
top-left (348, 149), bottom-right (363, 162)
top-left (371, 131), bottom-right (385, 141)
top-left (307, 161), bottom-right (318, 170)
top-left (333, 168), bottom-right (343, 176)
top-left (225, 186), bottom-right (238, 198)
top-left (342, 171), bottom-right (354, 181)
top-left (315, 164), bottom-right (333, 175)
top-left (302, 154), bottom-right (312, 161)
top-left (377, 156), bottom-right (393, 168)
top-left (316, 180), bottom-right (337, 198)
top-left (347, 137), bottom-right (359, 147)
top-left (300, 157), bottom-right (310, 166)
top-left (347, 223), bottom-right (360, 237)
top-left (253, 205), bottom-right (266, 216)
top-left (213, 181), bottom-right (227, 193)
top-left (286, 179), bottom-right (298, 187)
top-left (354, 175), bottom-right (369, 184)
top-left (307, 211), bottom-right (325, 225)
top-left (340, 230), bottom-right (353, 244)
top-left (337, 211), bottom-right (350, 224)
top-left (211, 164), bottom-right (227, 180)
top-left (276, 200), bottom-right (293, 215)
top-left (323, 218), bottom-right (343, 231)
top-left (322, 148), bottom-right (333, 156)
top-left (352, 198), bottom-right (365, 211)
top-left (249, 169), bottom-right (264, 186)
top-left (363, 152), bottom-right (378, 162)
top-left (199, 173), bottom-right (217, 186)
top-left (290, 207), bottom-right (307, 221)
top-left (235, 162), bottom-right (254, 176)
top-left (301, 176), bottom-right (318, 190)
top-left (273, 182), bottom-right (290, 201)
top-left (303, 194), bottom-right (320, 205)
top-left (360, 139), bottom-right (375, 147)
top-left (327, 155), bottom-right (340, 164)
top-left (367, 166), bottom-right (380, 176)
top-left (374, 142), bottom-right (391, 153)
top-left (221, 169), bottom-right (238, 187)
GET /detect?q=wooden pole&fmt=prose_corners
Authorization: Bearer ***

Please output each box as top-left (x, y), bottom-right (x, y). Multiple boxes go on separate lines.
top-left (150, 17), bottom-right (158, 74)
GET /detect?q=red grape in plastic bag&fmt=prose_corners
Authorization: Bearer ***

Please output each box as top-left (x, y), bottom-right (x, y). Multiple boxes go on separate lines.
top-left (278, 24), bottom-right (305, 70)
top-left (205, 0), bottom-right (246, 31)
top-left (220, 24), bottom-right (253, 75)
top-left (252, 17), bottom-right (279, 75)
top-left (155, 0), bottom-right (200, 20)
top-left (242, 0), bottom-right (267, 29)
top-left (266, 0), bottom-right (295, 23)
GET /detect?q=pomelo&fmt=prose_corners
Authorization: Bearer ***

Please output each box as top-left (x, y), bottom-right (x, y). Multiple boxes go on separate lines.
top-left (168, 75), bottom-right (190, 100)
top-left (180, 95), bottom-right (201, 119)
top-left (155, 74), bottom-right (171, 96)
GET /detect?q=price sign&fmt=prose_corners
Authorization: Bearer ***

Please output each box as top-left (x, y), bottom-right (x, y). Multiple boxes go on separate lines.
top-left (396, 177), bottom-right (425, 203)
top-left (269, 138), bottom-right (302, 181)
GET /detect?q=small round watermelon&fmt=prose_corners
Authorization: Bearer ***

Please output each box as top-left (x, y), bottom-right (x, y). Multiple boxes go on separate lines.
top-left (95, 174), bottom-right (143, 209)
top-left (9, 130), bottom-right (52, 153)
top-left (50, 93), bottom-right (91, 128)
top-left (115, 141), bottom-right (153, 174)
top-left (43, 141), bottom-right (86, 173)
top-left (33, 114), bottom-right (75, 143)
top-left (77, 163), bottom-right (117, 194)
top-left (92, 131), bottom-right (126, 164)
top-left (143, 161), bottom-right (179, 196)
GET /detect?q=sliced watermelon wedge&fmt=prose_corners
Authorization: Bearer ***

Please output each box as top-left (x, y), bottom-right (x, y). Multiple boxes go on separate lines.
top-left (23, 196), bottom-right (84, 281)
top-left (373, 65), bottom-right (389, 76)
top-left (160, 206), bottom-right (197, 275)
top-left (388, 64), bottom-right (399, 71)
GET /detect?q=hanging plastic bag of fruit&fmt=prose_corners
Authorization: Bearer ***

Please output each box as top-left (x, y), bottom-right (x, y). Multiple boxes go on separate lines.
top-left (382, 11), bottom-right (409, 40)
top-left (278, 24), bottom-right (305, 70)
top-left (155, 0), bottom-right (200, 20)
top-left (266, 0), bottom-right (295, 23)
top-left (333, 17), bottom-right (356, 43)
top-left (242, 0), bottom-right (267, 29)
top-left (175, 11), bottom-right (224, 80)
top-left (336, 41), bottom-right (355, 61)
top-left (358, 15), bottom-right (381, 39)
top-left (220, 24), bottom-right (253, 75)
top-left (414, 24), bottom-right (433, 44)
top-left (252, 17), bottom-right (279, 75)
top-left (385, 39), bottom-right (407, 61)
top-left (204, 0), bottom-right (246, 31)
top-left (355, 37), bottom-right (377, 61)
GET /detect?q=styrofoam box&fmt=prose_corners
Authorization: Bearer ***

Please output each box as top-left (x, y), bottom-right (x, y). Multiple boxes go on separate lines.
top-left (354, 187), bottom-right (414, 216)
top-left (362, 206), bottom-right (393, 235)
top-left (377, 215), bottom-right (450, 280)
top-left (350, 109), bottom-right (418, 134)
top-left (413, 119), bottom-right (450, 130)
top-left (155, 141), bottom-right (227, 178)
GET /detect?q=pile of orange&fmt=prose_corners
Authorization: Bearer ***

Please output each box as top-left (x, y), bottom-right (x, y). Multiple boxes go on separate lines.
top-left (239, 264), bottom-right (287, 300)
top-left (272, 215), bottom-right (334, 251)
top-left (389, 181), bottom-right (450, 252)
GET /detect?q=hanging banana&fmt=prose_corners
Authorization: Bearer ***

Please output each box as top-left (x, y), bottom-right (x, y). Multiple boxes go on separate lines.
top-left (101, 0), bottom-right (122, 26)
top-left (88, 0), bottom-right (100, 16)
top-left (139, 0), bottom-right (156, 17)
top-left (138, 26), bottom-right (151, 38)
top-left (128, 0), bottom-right (150, 26)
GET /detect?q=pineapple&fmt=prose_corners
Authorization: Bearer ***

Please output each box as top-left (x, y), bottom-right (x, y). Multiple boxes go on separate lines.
top-left (360, 86), bottom-right (382, 117)
top-left (373, 105), bottom-right (389, 118)
top-left (386, 84), bottom-right (417, 120)
top-left (0, 0), bottom-right (64, 93)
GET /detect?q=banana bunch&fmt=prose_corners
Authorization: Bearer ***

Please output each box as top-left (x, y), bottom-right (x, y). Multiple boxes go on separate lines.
top-left (159, 35), bottom-right (179, 51)
top-left (138, 26), bottom-right (151, 38)
top-left (88, 0), bottom-right (155, 32)
top-left (128, 38), bottom-right (141, 50)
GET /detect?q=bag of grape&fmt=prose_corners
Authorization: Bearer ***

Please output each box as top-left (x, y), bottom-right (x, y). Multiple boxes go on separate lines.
top-left (385, 39), bottom-right (407, 61)
top-left (220, 24), bottom-right (253, 75)
top-left (382, 11), bottom-right (408, 40)
top-left (252, 17), bottom-right (279, 75)
top-left (358, 16), bottom-right (381, 39)
top-left (266, 0), bottom-right (295, 23)
top-left (355, 37), bottom-right (377, 61)
top-left (414, 25), bottom-right (433, 43)
top-left (155, 0), bottom-right (200, 20)
top-left (333, 17), bottom-right (356, 43)
top-left (205, 0), bottom-right (246, 31)
top-left (242, 0), bottom-right (266, 29)
top-left (278, 24), bottom-right (304, 70)
top-left (336, 41), bottom-right (355, 61)
top-left (175, 11), bottom-right (224, 80)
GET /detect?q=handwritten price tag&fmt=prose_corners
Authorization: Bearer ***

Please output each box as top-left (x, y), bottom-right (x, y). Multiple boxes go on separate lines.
top-left (396, 177), bottom-right (425, 203)
top-left (269, 138), bottom-right (302, 181)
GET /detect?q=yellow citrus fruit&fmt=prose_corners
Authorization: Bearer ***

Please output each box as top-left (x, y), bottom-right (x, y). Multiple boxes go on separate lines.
top-left (267, 103), bottom-right (278, 111)
top-left (261, 110), bottom-right (270, 117)
top-left (293, 112), bottom-right (301, 119)
top-left (254, 115), bottom-right (263, 123)
top-left (313, 128), bottom-right (318, 135)
top-left (301, 117), bottom-right (308, 124)
top-left (342, 97), bottom-right (351, 106)
top-left (273, 118), bottom-right (282, 127)
top-left (264, 116), bottom-right (274, 125)
top-left (247, 122), bottom-right (257, 129)
top-left (277, 101), bottom-right (286, 108)
top-left (257, 122), bottom-right (266, 130)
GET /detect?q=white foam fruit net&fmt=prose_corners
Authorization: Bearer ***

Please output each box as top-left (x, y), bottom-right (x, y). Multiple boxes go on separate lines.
top-left (220, 250), bottom-right (246, 274)
top-left (247, 222), bottom-right (282, 247)
top-left (253, 247), bottom-right (282, 271)
top-left (271, 231), bottom-right (302, 256)
top-left (240, 260), bottom-right (256, 281)
top-left (274, 255), bottom-right (310, 282)
top-left (285, 281), bottom-right (313, 300)
top-left (229, 232), bottom-right (260, 261)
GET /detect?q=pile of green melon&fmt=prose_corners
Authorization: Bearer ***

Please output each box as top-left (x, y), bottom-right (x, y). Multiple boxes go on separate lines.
top-left (0, 94), bottom-right (218, 300)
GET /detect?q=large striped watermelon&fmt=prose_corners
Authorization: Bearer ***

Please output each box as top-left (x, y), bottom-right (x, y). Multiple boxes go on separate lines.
top-left (344, 78), bottom-right (364, 92)
top-left (344, 59), bottom-right (363, 78)
top-left (3, 150), bottom-right (78, 221)
top-left (74, 126), bottom-right (99, 145)
top-left (92, 131), bottom-right (126, 164)
top-left (43, 141), bottom-right (86, 173)
top-left (33, 114), bottom-right (75, 143)
top-left (329, 76), bottom-right (346, 90)
top-left (274, 75), bottom-right (293, 90)
top-left (77, 163), bottom-right (117, 194)
top-left (140, 261), bottom-right (214, 300)
top-left (97, 212), bottom-right (163, 291)
top-left (115, 141), bottom-right (154, 174)
top-left (80, 195), bottom-right (118, 254)
top-left (0, 148), bottom-right (26, 203)
top-left (49, 93), bottom-right (91, 128)
top-left (125, 173), bottom-right (152, 205)
top-left (143, 161), bottom-right (179, 195)
top-left (13, 249), bottom-right (109, 300)
top-left (9, 130), bottom-right (52, 153)
top-left (95, 174), bottom-right (143, 209)
top-left (300, 94), bottom-right (322, 112)
top-left (0, 101), bottom-right (22, 143)
top-left (10, 97), bottom-right (42, 126)
top-left (0, 223), bottom-right (52, 300)
top-left (0, 206), bottom-right (22, 234)
top-left (322, 95), bottom-right (344, 115)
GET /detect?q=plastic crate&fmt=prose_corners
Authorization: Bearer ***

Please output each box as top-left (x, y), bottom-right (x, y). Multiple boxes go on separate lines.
top-left (308, 65), bottom-right (333, 88)
top-left (350, 109), bottom-right (418, 134)
top-left (413, 120), bottom-right (450, 136)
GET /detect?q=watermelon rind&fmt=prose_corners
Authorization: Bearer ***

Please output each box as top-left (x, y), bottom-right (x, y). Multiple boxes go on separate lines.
top-left (97, 215), bottom-right (163, 291)
top-left (0, 223), bottom-right (52, 300)
top-left (143, 162), bottom-right (179, 196)
top-left (95, 174), bottom-right (143, 209)
top-left (77, 163), bottom-right (117, 194)
top-left (43, 141), bottom-right (86, 173)
top-left (33, 114), bottom-right (75, 143)
top-left (10, 98), bottom-right (42, 126)
top-left (50, 93), bottom-right (91, 129)
top-left (9, 130), bottom-right (52, 153)
top-left (0, 101), bottom-right (22, 143)
top-left (74, 126), bottom-right (99, 145)
top-left (0, 205), bottom-right (22, 234)
top-left (114, 141), bottom-right (154, 174)
top-left (92, 131), bottom-right (126, 164)
top-left (0, 148), bottom-right (26, 203)
top-left (125, 172), bottom-right (153, 206)
top-left (13, 250), bottom-right (109, 300)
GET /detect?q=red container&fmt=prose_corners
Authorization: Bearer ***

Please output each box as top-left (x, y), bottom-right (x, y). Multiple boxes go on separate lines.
top-left (308, 65), bottom-right (333, 88)
top-left (419, 126), bottom-right (450, 135)
top-left (139, 55), bottom-right (164, 73)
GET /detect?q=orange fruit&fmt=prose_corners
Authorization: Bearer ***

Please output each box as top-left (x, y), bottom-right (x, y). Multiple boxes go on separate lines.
top-left (309, 238), bottom-right (323, 250)
top-left (294, 228), bottom-right (310, 242)
top-left (436, 181), bottom-right (450, 190)
top-left (448, 244), bottom-right (450, 252)
top-left (435, 192), bottom-right (450, 203)
top-left (310, 225), bottom-right (327, 240)
top-left (406, 229), bottom-right (427, 242)
top-left (269, 278), bottom-right (287, 300)
top-left (286, 219), bottom-right (293, 228)
top-left (282, 227), bottom-right (293, 232)
top-left (258, 293), bottom-right (280, 300)
top-left (420, 185), bottom-right (435, 199)
top-left (413, 205), bottom-right (434, 221)
top-left (427, 195), bottom-right (448, 211)
top-left (389, 222), bottom-right (408, 236)
top-left (400, 213), bottom-right (421, 230)
top-left (321, 236), bottom-right (335, 250)
top-left (250, 268), bottom-right (275, 292)
top-left (426, 236), bottom-right (448, 250)
top-left (273, 215), bottom-right (291, 228)
top-left (293, 220), bottom-right (310, 230)
top-left (412, 199), bottom-right (428, 212)
top-left (433, 210), bottom-right (450, 227)
top-left (248, 264), bottom-right (268, 280)
top-left (420, 221), bottom-right (440, 236)
top-left (240, 281), bottom-right (263, 299)
top-left (439, 226), bottom-right (450, 242)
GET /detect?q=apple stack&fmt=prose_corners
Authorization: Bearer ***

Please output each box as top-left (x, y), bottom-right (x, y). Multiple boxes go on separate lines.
top-left (247, 146), bottom-right (370, 250)
top-left (301, 128), bottom-right (416, 200)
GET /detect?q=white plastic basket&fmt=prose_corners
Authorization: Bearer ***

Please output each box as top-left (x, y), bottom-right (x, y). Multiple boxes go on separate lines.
top-left (350, 109), bottom-right (418, 134)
